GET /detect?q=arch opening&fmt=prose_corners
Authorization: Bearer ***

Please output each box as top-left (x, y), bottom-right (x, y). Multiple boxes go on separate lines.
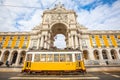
top-left (93, 50), bottom-right (99, 60)
top-left (54, 34), bottom-right (66, 49)
top-left (19, 51), bottom-right (26, 65)
top-left (102, 50), bottom-right (108, 59)
top-left (83, 50), bottom-right (89, 60)
top-left (0, 51), bottom-right (1, 57)
top-left (51, 23), bottom-right (67, 49)
top-left (3, 50), bottom-right (9, 63)
top-left (11, 51), bottom-right (18, 64)
top-left (110, 49), bottom-right (117, 59)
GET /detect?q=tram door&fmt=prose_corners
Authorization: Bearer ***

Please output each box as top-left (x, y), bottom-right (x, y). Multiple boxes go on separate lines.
top-left (75, 54), bottom-right (81, 69)
top-left (25, 54), bottom-right (32, 69)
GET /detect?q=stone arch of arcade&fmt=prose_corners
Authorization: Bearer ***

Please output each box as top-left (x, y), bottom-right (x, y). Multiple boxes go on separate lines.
top-left (83, 50), bottom-right (89, 60)
top-left (2, 50), bottom-right (10, 63)
top-left (93, 50), bottom-right (100, 60)
top-left (10, 50), bottom-right (18, 64)
top-left (19, 50), bottom-right (26, 65)
top-left (50, 23), bottom-right (68, 48)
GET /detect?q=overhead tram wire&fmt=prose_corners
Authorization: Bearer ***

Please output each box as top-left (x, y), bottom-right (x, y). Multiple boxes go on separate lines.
top-left (0, 4), bottom-right (41, 9)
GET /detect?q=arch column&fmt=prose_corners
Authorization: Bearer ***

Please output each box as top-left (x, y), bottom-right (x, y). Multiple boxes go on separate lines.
top-left (68, 34), bottom-right (71, 48)
top-left (0, 50), bottom-right (4, 61)
top-left (88, 49), bottom-right (95, 60)
top-left (15, 51), bottom-right (21, 66)
top-left (37, 38), bottom-right (40, 49)
top-left (79, 37), bottom-right (82, 50)
top-left (7, 50), bottom-right (13, 61)
top-left (107, 50), bottom-right (112, 60)
top-left (47, 34), bottom-right (50, 49)
top-left (71, 35), bottom-right (74, 49)
top-left (44, 35), bottom-right (47, 49)
top-left (75, 35), bottom-right (78, 49)
top-left (40, 36), bottom-right (44, 48)
top-left (99, 50), bottom-right (103, 60)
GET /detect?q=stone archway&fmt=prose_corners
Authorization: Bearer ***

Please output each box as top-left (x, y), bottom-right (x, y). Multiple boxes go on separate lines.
top-left (83, 50), bottom-right (89, 60)
top-left (110, 49), bottom-right (117, 59)
top-left (19, 51), bottom-right (26, 65)
top-left (3, 50), bottom-right (10, 63)
top-left (11, 51), bottom-right (18, 64)
top-left (51, 23), bottom-right (67, 49)
top-left (93, 50), bottom-right (99, 60)
top-left (102, 49), bottom-right (108, 59)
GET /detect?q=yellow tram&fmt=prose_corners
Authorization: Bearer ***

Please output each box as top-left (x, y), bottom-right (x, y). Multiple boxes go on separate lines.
top-left (22, 51), bottom-right (86, 74)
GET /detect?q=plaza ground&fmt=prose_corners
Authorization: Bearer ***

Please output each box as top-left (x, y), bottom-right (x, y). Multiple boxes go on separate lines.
top-left (0, 65), bottom-right (120, 80)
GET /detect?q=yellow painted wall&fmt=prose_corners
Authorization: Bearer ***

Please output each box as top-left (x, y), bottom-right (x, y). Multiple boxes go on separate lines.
top-left (118, 35), bottom-right (120, 39)
top-left (89, 35), bottom-right (93, 47)
top-left (11, 36), bottom-right (18, 49)
top-left (26, 36), bottom-right (30, 48)
top-left (95, 35), bottom-right (101, 47)
top-left (19, 36), bottom-right (25, 49)
top-left (3, 36), bottom-right (10, 48)
top-left (110, 35), bottom-right (117, 47)
top-left (102, 35), bottom-right (109, 47)
top-left (0, 36), bottom-right (2, 43)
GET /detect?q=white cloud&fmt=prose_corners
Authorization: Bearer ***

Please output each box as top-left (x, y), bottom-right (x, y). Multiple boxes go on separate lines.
top-left (0, 0), bottom-right (120, 32)
top-left (77, 0), bottom-right (120, 30)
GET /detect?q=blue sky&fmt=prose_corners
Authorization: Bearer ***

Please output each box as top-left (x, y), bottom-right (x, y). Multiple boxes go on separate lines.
top-left (0, 0), bottom-right (120, 32)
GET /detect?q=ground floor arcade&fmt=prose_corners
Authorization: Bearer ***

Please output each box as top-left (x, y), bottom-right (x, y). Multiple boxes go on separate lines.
top-left (0, 48), bottom-right (120, 66)
top-left (0, 49), bottom-right (26, 66)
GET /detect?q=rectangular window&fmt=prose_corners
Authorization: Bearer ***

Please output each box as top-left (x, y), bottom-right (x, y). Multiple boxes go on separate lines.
top-left (60, 54), bottom-right (65, 62)
top-left (26, 54), bottom-right (32, 61)
top-left (15, 40), bottom-right (20, 47)
top-left (66, 54), bottom-right (72, 62)
top-left (47, 54), bottom-right (53, 62)
top-left (40, 54), bottom-right (46, 62)
top-left (34, 54), bottom-right (40, 62)
top-left (75, 54), bottom-right (81, 60)
top-left (7, 40), bottom-right (12, 48)
top-left (54, 54), bottom-right (59, 62)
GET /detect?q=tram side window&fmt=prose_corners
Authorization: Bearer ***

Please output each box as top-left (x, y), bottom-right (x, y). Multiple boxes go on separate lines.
top-left (75, 54), bottom-right (81, 60)
top-left (40, 54), bottom-right (46, 62)
top-left (34, 54), bottom-right (40, 62)
top-left (60, 54), bottom-right (65, 62)
top-left (66, 54), bottom-right (72, 62)
top-left (54, 54), bottom-right (59, 62)
top-left (26, 54), bottom-right (32, 61)
top-left (47, 54), bottom-right (53, 62)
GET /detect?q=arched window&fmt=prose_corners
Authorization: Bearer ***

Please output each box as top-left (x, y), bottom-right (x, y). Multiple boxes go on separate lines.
top-left (83, 50), bottom-right (89, 60)
top-left (110, 49), bottom-right (117, 59)
top-left (11, 51), bottom-right (18, 64)
top-left (0, 51), bottom-right (1, 57)
top-left (102, 50), bottom-right (108, 59)
top-left (3, 50), bottom-right (10, 63)
top-left (93, 50), bottom-right (99, 60)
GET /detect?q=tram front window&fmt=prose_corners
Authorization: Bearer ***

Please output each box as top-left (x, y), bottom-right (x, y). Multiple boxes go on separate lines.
top-left (60, 54), bottom-right (65, 62)
top-left (47, 54), bottom-right (53, 62)
top-left (41, 54), bottom-right (46, 62)
top-left (75, 54), bottom-right (81, 61)
top-left (34, 54), bottom-right (40, 62)
top-left (66, 54), bottom-right (72, 62)
top-left (26, 54), bottom-right (32, 61)
top-left (54, 54), bottom-right (59, 62)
